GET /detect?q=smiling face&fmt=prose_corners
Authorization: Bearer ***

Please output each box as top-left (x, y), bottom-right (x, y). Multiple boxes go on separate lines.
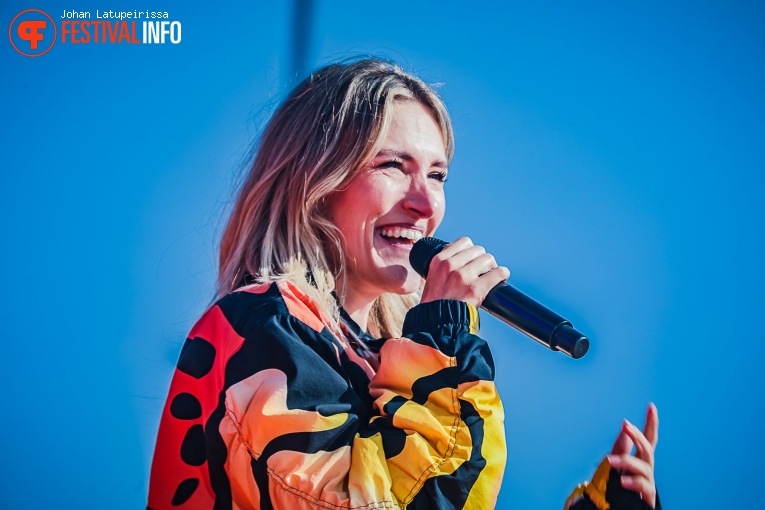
top-left (324, 99), bottom-right (448, 304)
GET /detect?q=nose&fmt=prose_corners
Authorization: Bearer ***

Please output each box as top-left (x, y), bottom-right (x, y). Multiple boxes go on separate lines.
top-left (402, 174), bottom-right (439, 219)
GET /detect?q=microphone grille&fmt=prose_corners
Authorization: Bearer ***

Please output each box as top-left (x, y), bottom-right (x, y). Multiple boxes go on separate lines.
top-left (409, 237), bottom-right (448, 278)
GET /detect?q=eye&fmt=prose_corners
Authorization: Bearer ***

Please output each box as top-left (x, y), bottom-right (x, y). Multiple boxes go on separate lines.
top-left (377, 159), bottom-right (404, 170)
top-left (429, 171), bottom-right (448, 183)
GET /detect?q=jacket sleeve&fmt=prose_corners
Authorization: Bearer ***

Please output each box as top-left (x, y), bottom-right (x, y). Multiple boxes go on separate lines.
top-left (224, 299), bottom-right (506, 510)
top-left (564, 458), bottom-right (662, 510)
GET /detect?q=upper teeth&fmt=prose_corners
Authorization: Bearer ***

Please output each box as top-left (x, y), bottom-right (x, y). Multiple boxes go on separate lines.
top-left (379, 227), bottom-right (423, 241)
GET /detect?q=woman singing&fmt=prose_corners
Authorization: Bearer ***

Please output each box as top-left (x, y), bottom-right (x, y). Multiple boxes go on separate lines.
top-left (148, 58), bottom-right (660, 509)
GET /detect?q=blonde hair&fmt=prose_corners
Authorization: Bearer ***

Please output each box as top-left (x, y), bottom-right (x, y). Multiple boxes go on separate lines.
top-left (218, 58), bottom-right (454, 338)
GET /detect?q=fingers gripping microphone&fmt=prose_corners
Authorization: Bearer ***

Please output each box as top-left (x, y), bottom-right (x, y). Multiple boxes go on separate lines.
top-left (410, 237), bottom-right (590, 359)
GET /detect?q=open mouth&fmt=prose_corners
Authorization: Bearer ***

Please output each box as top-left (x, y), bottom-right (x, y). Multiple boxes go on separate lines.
top-left (376, 227), bottom-right (423, 247)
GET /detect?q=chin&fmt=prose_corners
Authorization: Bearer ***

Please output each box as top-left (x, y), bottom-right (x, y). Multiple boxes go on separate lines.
top-left (393, 271), bottom-right (422, 296)
top-left (377, 265), bottom-right (421, 296)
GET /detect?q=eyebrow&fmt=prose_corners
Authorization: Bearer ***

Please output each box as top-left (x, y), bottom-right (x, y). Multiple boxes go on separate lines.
top-left (375, 149), bottom-right (448, 169)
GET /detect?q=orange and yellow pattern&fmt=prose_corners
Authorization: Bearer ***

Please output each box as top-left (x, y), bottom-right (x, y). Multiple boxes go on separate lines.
top-left (148, 280), bottom-right (506, 509)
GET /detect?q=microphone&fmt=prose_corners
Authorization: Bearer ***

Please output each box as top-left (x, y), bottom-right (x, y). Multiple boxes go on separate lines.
top-left (409, 237), bottom-right (590, 359)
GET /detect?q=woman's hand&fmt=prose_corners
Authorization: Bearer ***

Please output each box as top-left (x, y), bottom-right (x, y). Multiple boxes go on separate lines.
top-left (607, 403), bottom-right (660, 508)
top-left (419, 237), bottom-right (511, 307)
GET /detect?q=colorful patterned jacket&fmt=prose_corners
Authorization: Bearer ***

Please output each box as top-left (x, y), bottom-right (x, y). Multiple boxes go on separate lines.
top-left (148, 280), bottom-right (660, 510)
top-left (148, 280), bottom-right (504, 509)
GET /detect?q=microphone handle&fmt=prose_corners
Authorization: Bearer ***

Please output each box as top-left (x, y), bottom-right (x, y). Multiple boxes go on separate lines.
top-left (481, 282), bottom-right (589, 359)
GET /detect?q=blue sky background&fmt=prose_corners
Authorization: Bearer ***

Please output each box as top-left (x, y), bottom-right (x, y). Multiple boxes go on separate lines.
top-left (2, 1), bottom-right (763, 508)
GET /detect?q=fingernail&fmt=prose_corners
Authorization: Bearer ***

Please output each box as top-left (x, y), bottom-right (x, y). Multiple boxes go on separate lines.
top-left (607, 455), bottom-right (619, 465)
top-left (621, 475), bottom-right (632, 485)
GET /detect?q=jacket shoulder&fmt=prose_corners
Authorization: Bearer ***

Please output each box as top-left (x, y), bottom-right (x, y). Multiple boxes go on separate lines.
top-left (207, 280), bottom-right (330, 340)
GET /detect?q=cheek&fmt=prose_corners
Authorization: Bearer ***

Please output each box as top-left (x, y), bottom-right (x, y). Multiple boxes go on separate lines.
top-left (430, 192), bottom-right (447, 232)
top-left (323, 195), bottom-right (356, 254)
top-left (324, 173), bottom-right (401, 243)
top-left (335, 210), bottom-right (363, 252)
top-left (346, 179), bottom-right (397, 227)
top-left (325, 193), bottom-right (374, 253)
